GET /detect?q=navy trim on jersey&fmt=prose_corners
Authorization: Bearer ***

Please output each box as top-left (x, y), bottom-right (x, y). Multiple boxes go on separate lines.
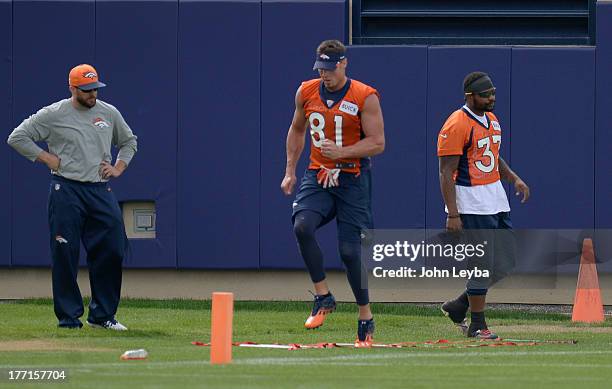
top-left (319, 78), bottom-right (352, 108)
top-left (461, 107), bottom-right (490, 130)
top-left (456, 127), bottom-right (474, 186)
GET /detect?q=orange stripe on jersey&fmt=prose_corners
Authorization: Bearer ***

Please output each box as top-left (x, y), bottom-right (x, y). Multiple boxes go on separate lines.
top-left (437, 108), bottom-right (503, 186)
top-left (301, 78), bottom-right (379, 174)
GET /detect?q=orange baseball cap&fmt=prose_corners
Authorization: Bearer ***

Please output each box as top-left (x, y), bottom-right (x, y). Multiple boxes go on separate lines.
top-left (68, 64), bottom-right (106, 91)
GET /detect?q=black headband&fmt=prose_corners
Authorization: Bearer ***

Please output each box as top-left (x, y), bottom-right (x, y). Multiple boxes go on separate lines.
top-left (465, 75), bottom-right (494, 94)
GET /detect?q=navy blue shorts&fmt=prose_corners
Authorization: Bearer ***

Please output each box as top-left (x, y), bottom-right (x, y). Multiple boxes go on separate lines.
top-left (459, 212), bottom-right (515, 290)
top-left (292, 168), bottom-right (372, 242)
top-left (460, 212), bottom-right (513, 230)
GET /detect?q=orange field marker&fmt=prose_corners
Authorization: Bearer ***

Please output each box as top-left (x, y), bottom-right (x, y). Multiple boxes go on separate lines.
top-left (210, 292), bottom-right (234, 364)
top-left (571, 239), bottom-right (605, 323)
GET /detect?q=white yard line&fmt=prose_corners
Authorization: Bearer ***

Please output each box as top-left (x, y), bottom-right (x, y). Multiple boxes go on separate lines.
top-left (76, 370), bottom-right (609, 383)
top-left (1, 349), bottom-right (612, 370)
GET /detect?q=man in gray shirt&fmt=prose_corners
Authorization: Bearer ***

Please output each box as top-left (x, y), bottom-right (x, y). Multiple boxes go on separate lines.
top-left (7, 64), bottom-right (137, 330)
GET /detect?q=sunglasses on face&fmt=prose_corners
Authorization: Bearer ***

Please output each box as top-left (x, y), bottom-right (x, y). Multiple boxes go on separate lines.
top-left (466, 88), bottom-right (496, 98)
top-left (476, 88), bottom-right (496, 98)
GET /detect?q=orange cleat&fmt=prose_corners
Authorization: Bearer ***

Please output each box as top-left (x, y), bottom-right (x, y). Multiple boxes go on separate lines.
top-left (354, 337), bottom-right (373, 348)
top-left (304, 293), bottom-right (336, 329)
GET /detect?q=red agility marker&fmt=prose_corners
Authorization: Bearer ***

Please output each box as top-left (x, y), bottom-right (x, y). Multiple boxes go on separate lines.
top-left (210, 292), bottom-right (234, 364)
top-left (194, 338), bottom-right (576, 350)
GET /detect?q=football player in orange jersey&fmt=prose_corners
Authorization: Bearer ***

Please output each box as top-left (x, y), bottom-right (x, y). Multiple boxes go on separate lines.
top-left (438, 72), bottom-right (530, 339)
top-left (280, 40), bottom-right (385, 347)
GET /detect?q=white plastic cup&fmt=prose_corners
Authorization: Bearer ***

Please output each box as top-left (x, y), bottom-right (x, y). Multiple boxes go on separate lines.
top-left (120, 349), bottom-right (148, 360)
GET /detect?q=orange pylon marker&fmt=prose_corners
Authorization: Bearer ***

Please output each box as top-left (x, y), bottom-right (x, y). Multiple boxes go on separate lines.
top-left (210, 292), bottom-right (234, 364)
top-left (571, 239), bottom-right (604, 323)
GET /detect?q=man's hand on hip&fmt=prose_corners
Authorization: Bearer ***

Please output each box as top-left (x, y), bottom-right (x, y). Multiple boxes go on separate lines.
top-left (99, 161), bottom-right (123, 179)
top-left (36, 151), bottom-right (61, 172)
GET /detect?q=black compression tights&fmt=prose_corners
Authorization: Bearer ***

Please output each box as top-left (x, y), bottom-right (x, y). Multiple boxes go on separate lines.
top-left (293, 210), bottom-right (369, 305)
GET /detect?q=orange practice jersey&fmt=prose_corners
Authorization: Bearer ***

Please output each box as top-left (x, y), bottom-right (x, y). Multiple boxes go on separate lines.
top-left (301, 78), bottom-right (379, 173)
top-left (437, 108), bottom-right (502, 186)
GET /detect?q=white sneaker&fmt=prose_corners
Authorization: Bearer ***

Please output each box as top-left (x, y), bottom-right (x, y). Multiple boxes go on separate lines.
top-left (87, 319), bottom-right (128, 331)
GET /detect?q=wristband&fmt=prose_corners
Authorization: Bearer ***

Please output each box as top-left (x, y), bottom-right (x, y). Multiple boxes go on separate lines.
top-left (447, 214), bottom-right (460, 219)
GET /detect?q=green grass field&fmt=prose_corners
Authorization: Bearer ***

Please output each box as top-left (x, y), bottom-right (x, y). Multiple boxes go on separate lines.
top-left (1, 299), bottom-right (611, 389)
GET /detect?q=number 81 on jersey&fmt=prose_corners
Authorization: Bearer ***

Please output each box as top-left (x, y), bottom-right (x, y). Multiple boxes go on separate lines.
top-left (309, 112), bottom-right (343, 148)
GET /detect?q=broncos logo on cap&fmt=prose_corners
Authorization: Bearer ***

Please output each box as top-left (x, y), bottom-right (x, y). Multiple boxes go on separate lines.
top-left (83, 72), bottom-right (97, 79)
top-left (319, 54), bottom-right (330, 60)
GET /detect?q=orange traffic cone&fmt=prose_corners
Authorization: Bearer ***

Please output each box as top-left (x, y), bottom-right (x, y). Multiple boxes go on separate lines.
top-left (210, 292), bottom-right (234, 364)
top-left (571, 239), bottom-right (604, 323)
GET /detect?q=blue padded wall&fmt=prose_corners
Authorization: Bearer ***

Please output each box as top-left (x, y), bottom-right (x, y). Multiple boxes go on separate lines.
top-left (593, 3), bottom-right (612, 273)
top-left (510, 47), bottom-right (595, 228)
top-left (96, 0), bottom-right (178, 268)
top-left (348, 46), bottom-right (428, 230)
top-left (596, 2), bottom-right (612, 229)
top-left (0, 0), bottom-right (11, 267)
top-left (177, 0), bottom-right (261, 268)
top-left (3, 0), bottom-right (609, 272)
top-left (11, 0), bottom-right (95, 266)
top-left (259, 0), bottom-right (346, 269)
top-left (425, 47), bottom-right (512, 228)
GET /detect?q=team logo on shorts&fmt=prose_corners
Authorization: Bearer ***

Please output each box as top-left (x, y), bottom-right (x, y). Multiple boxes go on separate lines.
top-left (54, 184), bottom-right (60, 191)
top-left (93, 117), bottom-right (110, 128)
top-left (83, 72), bottom-right (97, 79)
top-left (55, 235), bottom-right (68, 244)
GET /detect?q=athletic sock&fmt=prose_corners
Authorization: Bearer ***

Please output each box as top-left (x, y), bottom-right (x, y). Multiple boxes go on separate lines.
top-left (470, 311), bottom-right (487, 329)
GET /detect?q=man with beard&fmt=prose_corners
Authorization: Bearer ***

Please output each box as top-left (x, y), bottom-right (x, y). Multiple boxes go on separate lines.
top-left (7, 64), bottom-right (137, 330)
top-left (437, 71), bottom-right (529, 339)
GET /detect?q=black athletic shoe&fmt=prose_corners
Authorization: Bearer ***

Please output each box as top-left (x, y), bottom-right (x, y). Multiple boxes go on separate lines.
top-left (441, 300), bottom-right (469, 335)
top-left (468, 328), bottom-right (498, 339)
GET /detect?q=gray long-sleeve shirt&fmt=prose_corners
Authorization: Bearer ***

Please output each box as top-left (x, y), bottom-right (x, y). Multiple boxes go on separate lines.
top-left (7, 98), bottom-right (138, 182)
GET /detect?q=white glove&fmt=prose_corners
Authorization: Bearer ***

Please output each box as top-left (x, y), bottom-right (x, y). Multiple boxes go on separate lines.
top-left (317, 166), bottom-right (340, 188)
